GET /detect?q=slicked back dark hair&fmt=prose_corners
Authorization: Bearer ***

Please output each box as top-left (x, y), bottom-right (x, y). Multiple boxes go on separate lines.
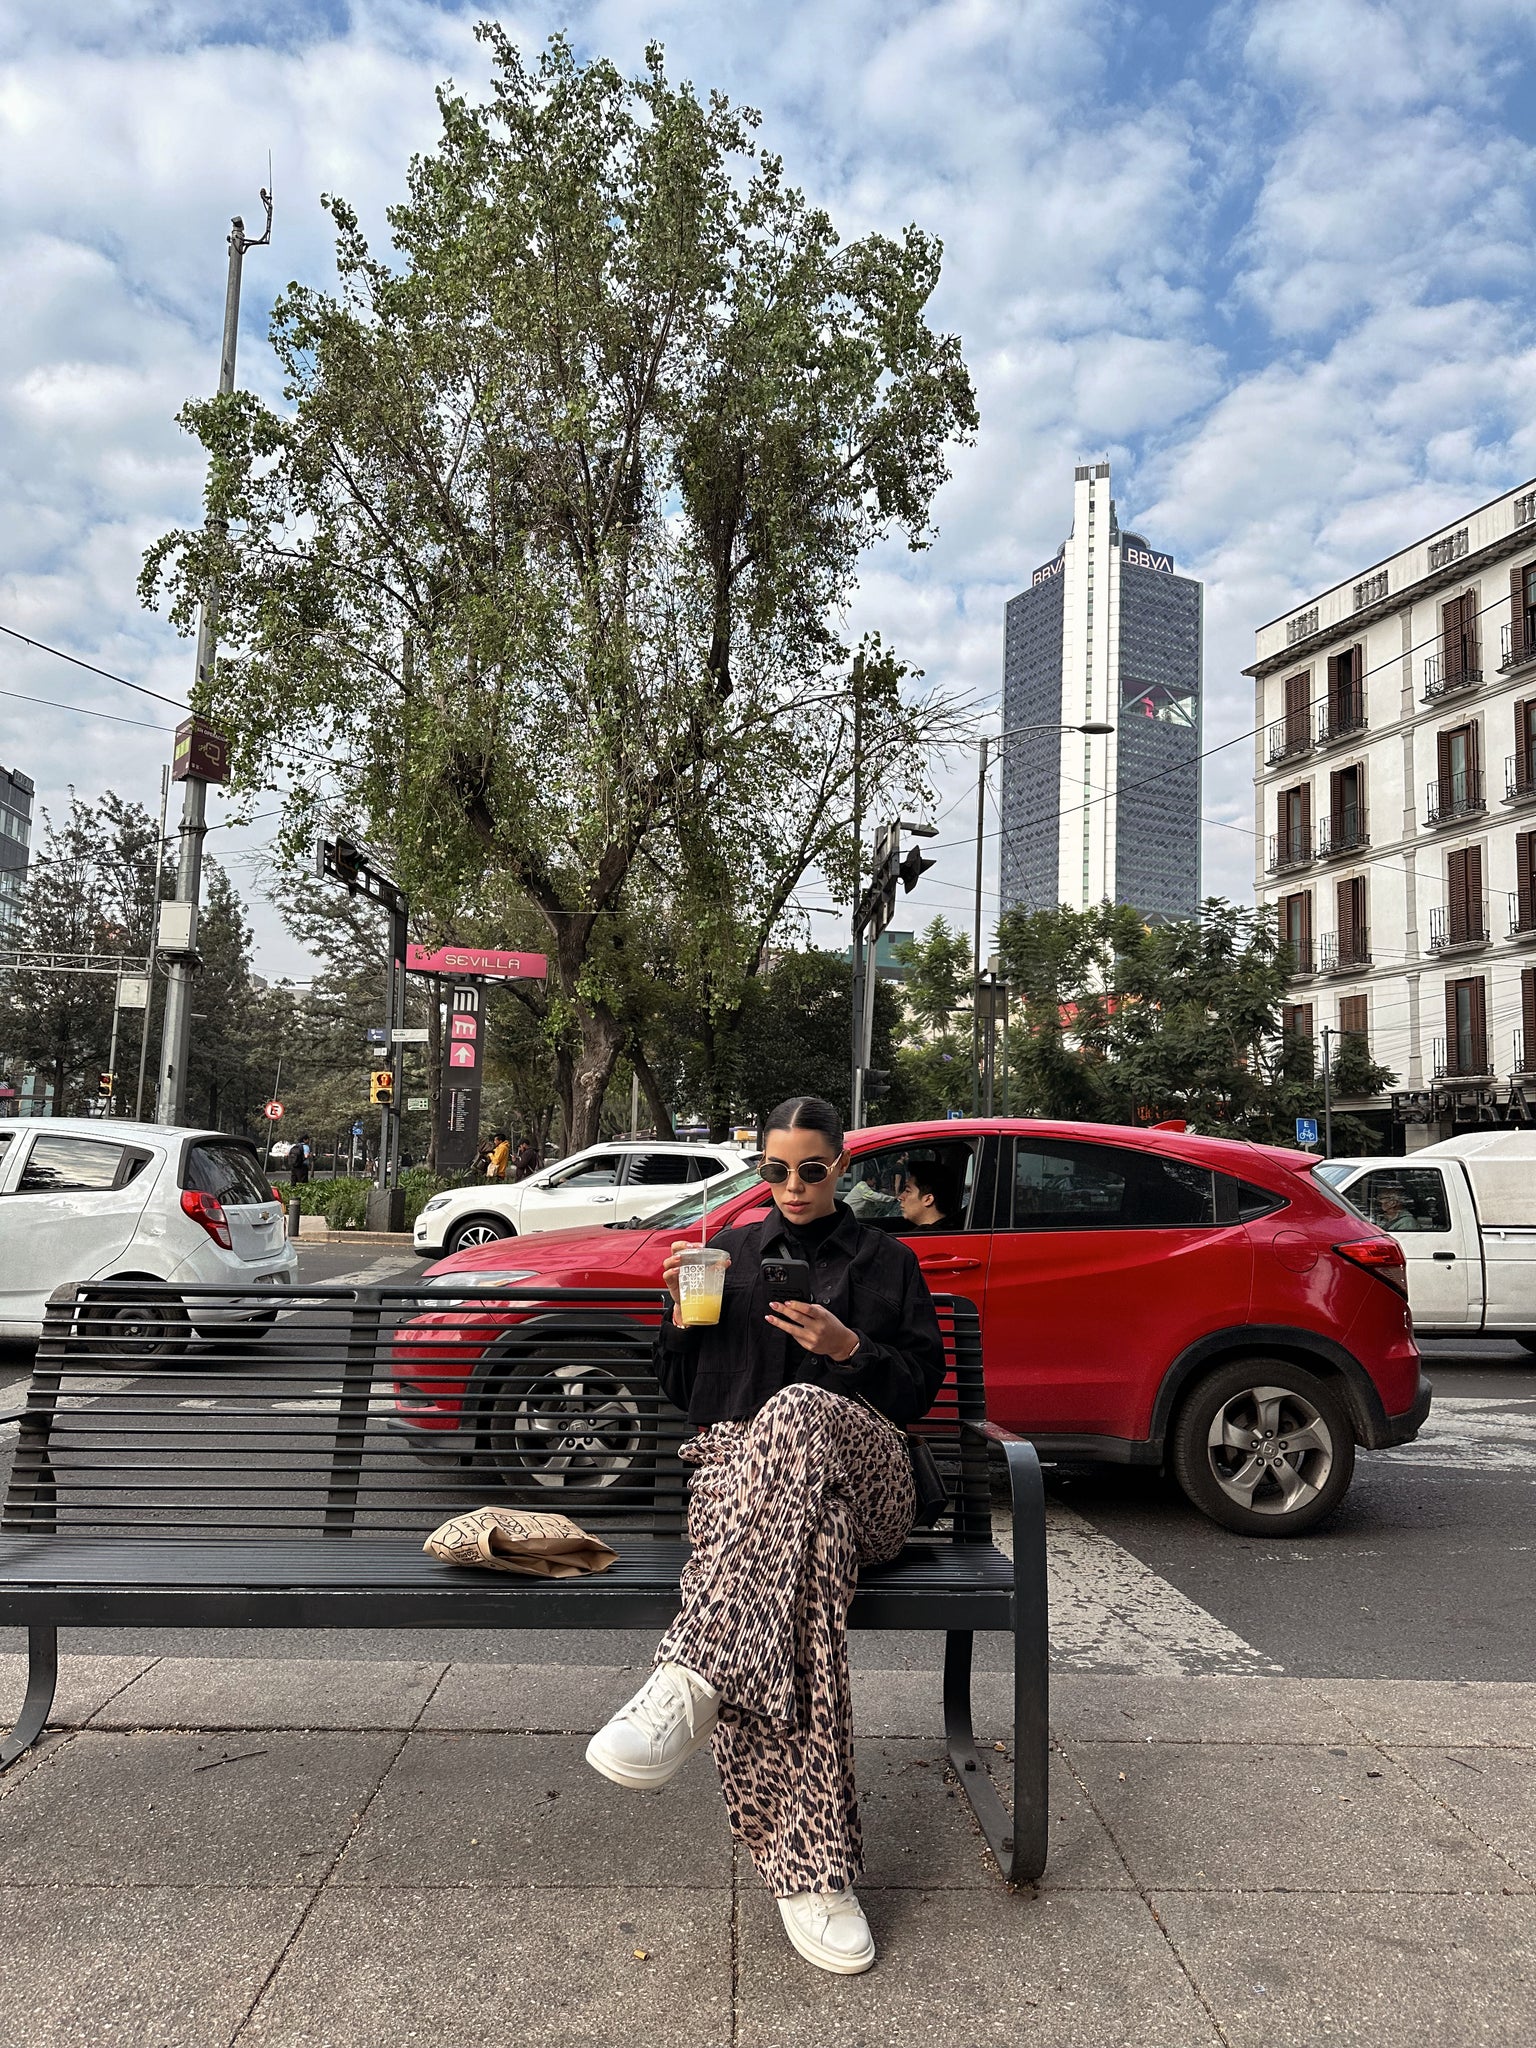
top-left (763, 1095), bottom-right (845, 1153)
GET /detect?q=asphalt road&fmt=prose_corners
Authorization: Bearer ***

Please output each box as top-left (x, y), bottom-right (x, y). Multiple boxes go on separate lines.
top-left (2, 1253), bottom-right (1532, 1682)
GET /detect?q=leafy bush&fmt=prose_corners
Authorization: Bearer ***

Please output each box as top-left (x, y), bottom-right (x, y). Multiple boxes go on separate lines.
top-left (273, 1168), bottom-right (471, 1230)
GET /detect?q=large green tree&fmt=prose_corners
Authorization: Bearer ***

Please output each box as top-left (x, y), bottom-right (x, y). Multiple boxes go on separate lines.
top-left (141, 31), bottom-right (976, 1151)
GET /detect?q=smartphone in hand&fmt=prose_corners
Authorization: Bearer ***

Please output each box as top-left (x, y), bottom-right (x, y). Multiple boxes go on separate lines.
top-left (760, 1255), bottom-right (814, 1303)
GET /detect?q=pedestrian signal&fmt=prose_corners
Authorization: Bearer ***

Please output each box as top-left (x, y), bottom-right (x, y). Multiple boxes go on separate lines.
top-left (97, 1072), bottom-right (114, 1099)
top-left (369, 1069), bottom-right (394, 1107)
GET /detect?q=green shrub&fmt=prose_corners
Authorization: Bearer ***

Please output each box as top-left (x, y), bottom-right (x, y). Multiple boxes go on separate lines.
top-left (272, 1168), bottom-right (474, 1230)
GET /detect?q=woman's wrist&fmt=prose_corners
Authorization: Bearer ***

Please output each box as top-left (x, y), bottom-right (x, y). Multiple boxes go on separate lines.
top-left (830, 1328), bottom-right (860, 1363)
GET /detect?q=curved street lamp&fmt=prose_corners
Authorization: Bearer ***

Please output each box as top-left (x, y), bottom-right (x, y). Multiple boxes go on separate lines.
top-left (971, 720), bottom-right (1115, 1115)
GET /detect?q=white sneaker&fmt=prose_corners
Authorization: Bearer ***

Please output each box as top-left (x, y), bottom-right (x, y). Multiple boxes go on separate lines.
top-left (778, 1889), bottom-right (876, 1975)
top-left (585, 1662), bottom-right (720, 1790)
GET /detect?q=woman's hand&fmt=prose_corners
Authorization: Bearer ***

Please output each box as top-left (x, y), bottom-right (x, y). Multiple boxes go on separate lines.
top-left (660, 1241), bottom-right (695, 1309)
top-left (767, 1299), bottom-right (859, 1361)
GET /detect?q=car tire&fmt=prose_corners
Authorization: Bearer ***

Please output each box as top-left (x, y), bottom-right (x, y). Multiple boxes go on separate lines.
top-left (446, 1215), bottom-right (513, 1256)
top-left (88, 1285), bottom-right (190, 1360)
top-left (473, 1326), bottom-right (656, 1505)
top-left (1170, 1358), bottom-right (1355, 1536)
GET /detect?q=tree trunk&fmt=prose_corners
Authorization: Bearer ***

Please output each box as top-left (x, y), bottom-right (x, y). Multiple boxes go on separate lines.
top-left (630, 1042), bottom-right (674, 1136)
top-left (567, 1009), bottom-right (626, 1151)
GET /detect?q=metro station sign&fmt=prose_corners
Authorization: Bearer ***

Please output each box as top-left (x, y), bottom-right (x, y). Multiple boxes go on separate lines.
top-left (405, 944), bottom-right (548, 981)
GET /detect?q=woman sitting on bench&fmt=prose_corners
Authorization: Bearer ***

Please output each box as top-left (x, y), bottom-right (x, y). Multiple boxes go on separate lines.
top-left (585, 1093), bottom-right (945, 1976)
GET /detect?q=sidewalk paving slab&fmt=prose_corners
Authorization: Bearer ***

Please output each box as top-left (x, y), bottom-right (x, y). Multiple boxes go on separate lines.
top-left (1050, 1671), bottom-right (1358, 1745)
top-left (1068, 1738), bottom-right (1525, 1894)
top-left (735, 1888), bottom-right (1224, 2048)
top-left (338, 1730), bottom-right (732, 1889)
top-left (91, 1655), bottom-right (448, 1732)
top-left (419, 1659), bottom-right (645, 1732)
top-left (0, 1730), bottom-right (403, 1887)
top-left (1322, 1678), bottom-right (1536, 1747)
top-left (237, 1885), bottom-right (733, 2048)
top-left (0, 1650), bottom-right (157, 1728)
top-left (1152, 1890), bottom-right (1536, 2048)
top-left (1383, 1745), bottom-right (1536, 1883)
top-left (0, 1887), bottom-right (311, 2048)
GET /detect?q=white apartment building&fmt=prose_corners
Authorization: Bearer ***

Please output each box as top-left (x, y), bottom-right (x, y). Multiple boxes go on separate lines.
top-left (1248, 479), bottom-right (1536, 1149)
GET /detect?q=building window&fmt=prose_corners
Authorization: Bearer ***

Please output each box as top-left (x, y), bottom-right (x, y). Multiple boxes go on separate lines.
top-left (1428, 528), bottom-right (1469, 571)
top-left (1325, 764), bottom-right (1367, 856)
top-left (1437, 846), bottom-right (1487, 949)
top-left (1441, 975), bottom-right (1488, 1077)
top-left (1521, 969), bottom-right (1536, 1077)
top-left (1352, 571), bottom-right (1388, 610)
top-left (1339, 993), bottom-right (1368, 1040)
top-left (1509, 562), bottom-right (1536, 667)
top-left (1280, 890), bottom-right (1313, 974)
top-left (1430, 722), bottom-right (1484, 824)
top-left (1286, 607), bottom-right (1319, 646)
top-left (1513, 831), bottom-right (1536, 937)
top-left (1323, 645), bottom-right (1365, 740)
top-left (1272, 784), bottom-right (1312, 870)
top-left (1334, 877), bottom-right (1368, 969)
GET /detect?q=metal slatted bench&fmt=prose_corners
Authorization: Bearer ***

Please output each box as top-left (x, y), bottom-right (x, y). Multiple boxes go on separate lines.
top-left (0, 1281), bottom-right (1048, 1884)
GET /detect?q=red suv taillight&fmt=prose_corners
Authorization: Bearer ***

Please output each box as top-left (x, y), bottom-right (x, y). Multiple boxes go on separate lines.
top-left (181, 1188), bottom-right (232, 1249)
top-left (1334, 1237), bottom-right (1408, 1296)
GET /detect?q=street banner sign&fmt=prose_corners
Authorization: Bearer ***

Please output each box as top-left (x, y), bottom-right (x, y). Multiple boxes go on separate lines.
top-left (1295, 1116), bottom-right (1319, 1144)
top-left (406, 943), bottom-right (548, 981)
top-left (390, 1028), bottom-right (429, 1043)
top-left (436, 979), bottom-right (485, 1171)
top-left (263, 1101), bottom-right (284, 1121)
top-left (171, 716), bottom-right (232, 785)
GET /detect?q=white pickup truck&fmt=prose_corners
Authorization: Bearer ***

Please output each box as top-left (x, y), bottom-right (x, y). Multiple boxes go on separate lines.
top-left (1317, 1132), bottom-right (1536, 1346)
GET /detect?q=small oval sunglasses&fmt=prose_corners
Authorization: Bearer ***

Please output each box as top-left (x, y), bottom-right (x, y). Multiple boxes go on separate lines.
top-left (758, 1157), bottom-right (837, 1186)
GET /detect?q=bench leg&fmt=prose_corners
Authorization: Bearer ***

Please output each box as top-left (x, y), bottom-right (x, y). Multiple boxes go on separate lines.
top-left (0, 1626), bottom-right (58, 1771)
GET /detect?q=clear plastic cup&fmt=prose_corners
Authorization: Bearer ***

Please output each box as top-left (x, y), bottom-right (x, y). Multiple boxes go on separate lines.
top-left (675, 1245), bottom-right (731, 1327)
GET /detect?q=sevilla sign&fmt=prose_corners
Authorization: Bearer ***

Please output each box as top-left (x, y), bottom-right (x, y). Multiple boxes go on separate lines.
top-left (406, 944), bottom-right (548, 981)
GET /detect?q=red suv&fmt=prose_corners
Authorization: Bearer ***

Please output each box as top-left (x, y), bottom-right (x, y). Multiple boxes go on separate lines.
top-left (391, 1118), bottom-right (1429, 1535)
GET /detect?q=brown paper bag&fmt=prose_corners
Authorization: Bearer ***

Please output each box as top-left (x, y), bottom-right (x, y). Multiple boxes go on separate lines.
top-left (423, 1506), bottom-right (619, 1579)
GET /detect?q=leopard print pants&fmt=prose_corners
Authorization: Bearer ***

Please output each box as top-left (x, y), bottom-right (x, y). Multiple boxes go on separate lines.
top-left (654, 1380), bottom-right (916, 1897)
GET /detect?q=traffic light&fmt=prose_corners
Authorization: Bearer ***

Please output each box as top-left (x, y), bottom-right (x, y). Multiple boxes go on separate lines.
top-left (862, 1067), bottom-right (890, 1102)
top-left (370, 1069), bottom-right (394, 1107)
top-left (97, 1072), bottom-right (114, 1099)
top-left (898, 843), bottom-right (935, 895)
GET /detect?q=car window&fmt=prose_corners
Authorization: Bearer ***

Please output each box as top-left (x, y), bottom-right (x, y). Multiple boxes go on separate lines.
top-left (16, 1135), bottom-right (126, 1194)
top-left (1233, 1178), bottom-right (1288, 1221)
top-left (838, 1140), bottom-right (979, 1233)
top-left (1010, 1140), bottom-right (1216, 1229)
top-left (640, 1162), bottom-right (762, 1230)
top-left (546, 1152), bottom-right (623, 1188)
top-left (623, 1152), bottom-right (694, 1187)
top-left (1348, 1168), bottom-right (1452, 1234)
top-left (0, 1131), bottom-right (12, 1176)
top-left (185, 1142), bottom-right (272, 1205)
top-left (688, 1155), bottom-right (729, 1181)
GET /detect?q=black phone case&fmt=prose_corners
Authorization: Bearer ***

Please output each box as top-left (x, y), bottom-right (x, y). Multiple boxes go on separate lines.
top-left (761, 1256), bottom-right (814, 1302)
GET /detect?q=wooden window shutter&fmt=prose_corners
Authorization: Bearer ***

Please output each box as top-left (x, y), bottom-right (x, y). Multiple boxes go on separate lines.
top-left (1300, 782), bottom-right (1312, 846)
top-left (1515, 566), bottom-right (1529, 661)
top-left (1284, 670), bottom-right (1309, 744)
top-left (1518, 832), bottom-right (1536, 928)
top-left (1442, 597), bottom-right (1461, 679)
top-left (1437, 729), bottom-right (1452, 784)
top-left (1340, 994), bottom-right (1367, 1036)
top-left (1300, 889), bottom-right (1313, 956)
top-left (1326, 653), bottom-right (1342, 720)
top-left (1471, 975), bottom-right (1488, 1050)
top-left (1444, 980), bottom-right (1459, 1055)
top-left (1523, 969), bottom-right (1536, 1053)
top-left (1463, 591), bottom-right (1479, 672)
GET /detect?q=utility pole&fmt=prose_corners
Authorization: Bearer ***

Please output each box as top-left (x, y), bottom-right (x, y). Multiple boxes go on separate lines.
top-left (135, 765), bottom-right (170, 1120)
top-left (1321, 1024), bottom-right (1334, 1158)
top-left (156, 189), bottom-right (272, 1126)
top-left (971, 737), bottom-right (989, 1117)
top-left (848, 652), bottom-right (866, 1128)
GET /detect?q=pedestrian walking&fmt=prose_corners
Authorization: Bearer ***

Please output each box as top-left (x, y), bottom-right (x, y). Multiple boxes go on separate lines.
top-left (289, 1135), bottom-right (312, 1185)
top-left (486, 1132), bottom-right (511, 1182)
top-left (512, 1138), bottom-right (538, 1181)
top-left (585, 1094), bottom-right (944, 1976)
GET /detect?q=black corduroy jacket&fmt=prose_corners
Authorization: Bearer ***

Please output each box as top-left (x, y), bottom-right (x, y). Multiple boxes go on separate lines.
top-left (653, 1202), bottom-right (947, 1428)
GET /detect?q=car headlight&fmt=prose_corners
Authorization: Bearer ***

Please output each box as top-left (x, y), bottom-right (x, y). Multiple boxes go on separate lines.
top-left (425, 1269), bottom-right (541, 1290)
top-left (421, 1195), bottom-right (453, 1214)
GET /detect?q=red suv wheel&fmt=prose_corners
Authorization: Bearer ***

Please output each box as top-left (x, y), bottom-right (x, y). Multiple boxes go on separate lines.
top-left (1170, 1358), bottom-right (1356, 1535)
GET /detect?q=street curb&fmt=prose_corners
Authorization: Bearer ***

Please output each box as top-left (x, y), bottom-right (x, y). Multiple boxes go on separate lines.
top-left (292, 1231), bottom-right (419, 1248)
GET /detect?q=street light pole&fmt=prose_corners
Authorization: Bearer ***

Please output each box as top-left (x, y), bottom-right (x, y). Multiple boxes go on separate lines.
top-left (971, 720), bottom-right (1115, 1115)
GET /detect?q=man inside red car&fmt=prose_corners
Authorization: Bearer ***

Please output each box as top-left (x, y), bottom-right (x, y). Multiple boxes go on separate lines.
top-left (584, 1094), bottom-right (945, 1977)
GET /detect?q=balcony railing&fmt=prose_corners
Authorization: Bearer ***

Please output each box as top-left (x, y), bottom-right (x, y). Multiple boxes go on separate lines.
top-left (1266, 717), bottom-right (1313, 767)
top-left (1511, 890), bottom-right (1536, 941)
top-left (1423, 650), bottom-right (1482, 701)
top-left (1426, 770), bottom-right (1486, 826)
top-left (1279, 939), bottom-right (1315, 977)
top-left (1267, 832), bottom-right (1313, 875)
top-left (1319, 928), bottom-right (1371, 972)
top-left (1316, 697), bottom-right (1367, 748)
top-left (1433, 1034), bottom-right (1491, 1080)
top-left (1428, 899), bottom-right (1490, 953)
top-left (1500, 620), bottom-right (1536, 673)
top-left (1515, 1030), bottom-right (1534, 1079)
top-left (1506, 753), bottom-right (1536, 805)
top-left (1315, 809), bottom-right (1369, 859)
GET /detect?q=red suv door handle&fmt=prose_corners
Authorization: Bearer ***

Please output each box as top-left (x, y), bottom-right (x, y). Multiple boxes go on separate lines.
top-left (917, 1255), bottom-right (982, 1274)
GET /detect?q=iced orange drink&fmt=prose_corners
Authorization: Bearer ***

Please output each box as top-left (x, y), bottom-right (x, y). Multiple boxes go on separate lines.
top-left (676, 1246), bottom-right (731, 1327)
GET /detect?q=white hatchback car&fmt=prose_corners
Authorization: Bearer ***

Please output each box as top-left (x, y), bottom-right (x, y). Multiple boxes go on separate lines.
top-left (0, 1118), bottom-right (297, 1346)
top-left (413, 1139), bottom-right (747, 1257)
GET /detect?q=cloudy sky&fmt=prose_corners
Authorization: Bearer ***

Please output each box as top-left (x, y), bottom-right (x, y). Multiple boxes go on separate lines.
top-left (2, 0), bottom-right (1534, 976)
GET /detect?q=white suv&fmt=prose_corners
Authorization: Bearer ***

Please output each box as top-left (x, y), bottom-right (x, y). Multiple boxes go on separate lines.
top-left (0, 1119), bottom-right (297, 1345)
top-left (413, 1139), bottom-right (748, 1257)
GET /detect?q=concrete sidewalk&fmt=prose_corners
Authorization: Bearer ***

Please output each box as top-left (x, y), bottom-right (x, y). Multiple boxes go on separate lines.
top-left (0, 1657), bottom-right (1533, 2047)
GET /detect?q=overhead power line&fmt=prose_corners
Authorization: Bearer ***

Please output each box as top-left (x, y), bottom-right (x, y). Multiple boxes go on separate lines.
top-left (0, 622), bottom-right (189, 710)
